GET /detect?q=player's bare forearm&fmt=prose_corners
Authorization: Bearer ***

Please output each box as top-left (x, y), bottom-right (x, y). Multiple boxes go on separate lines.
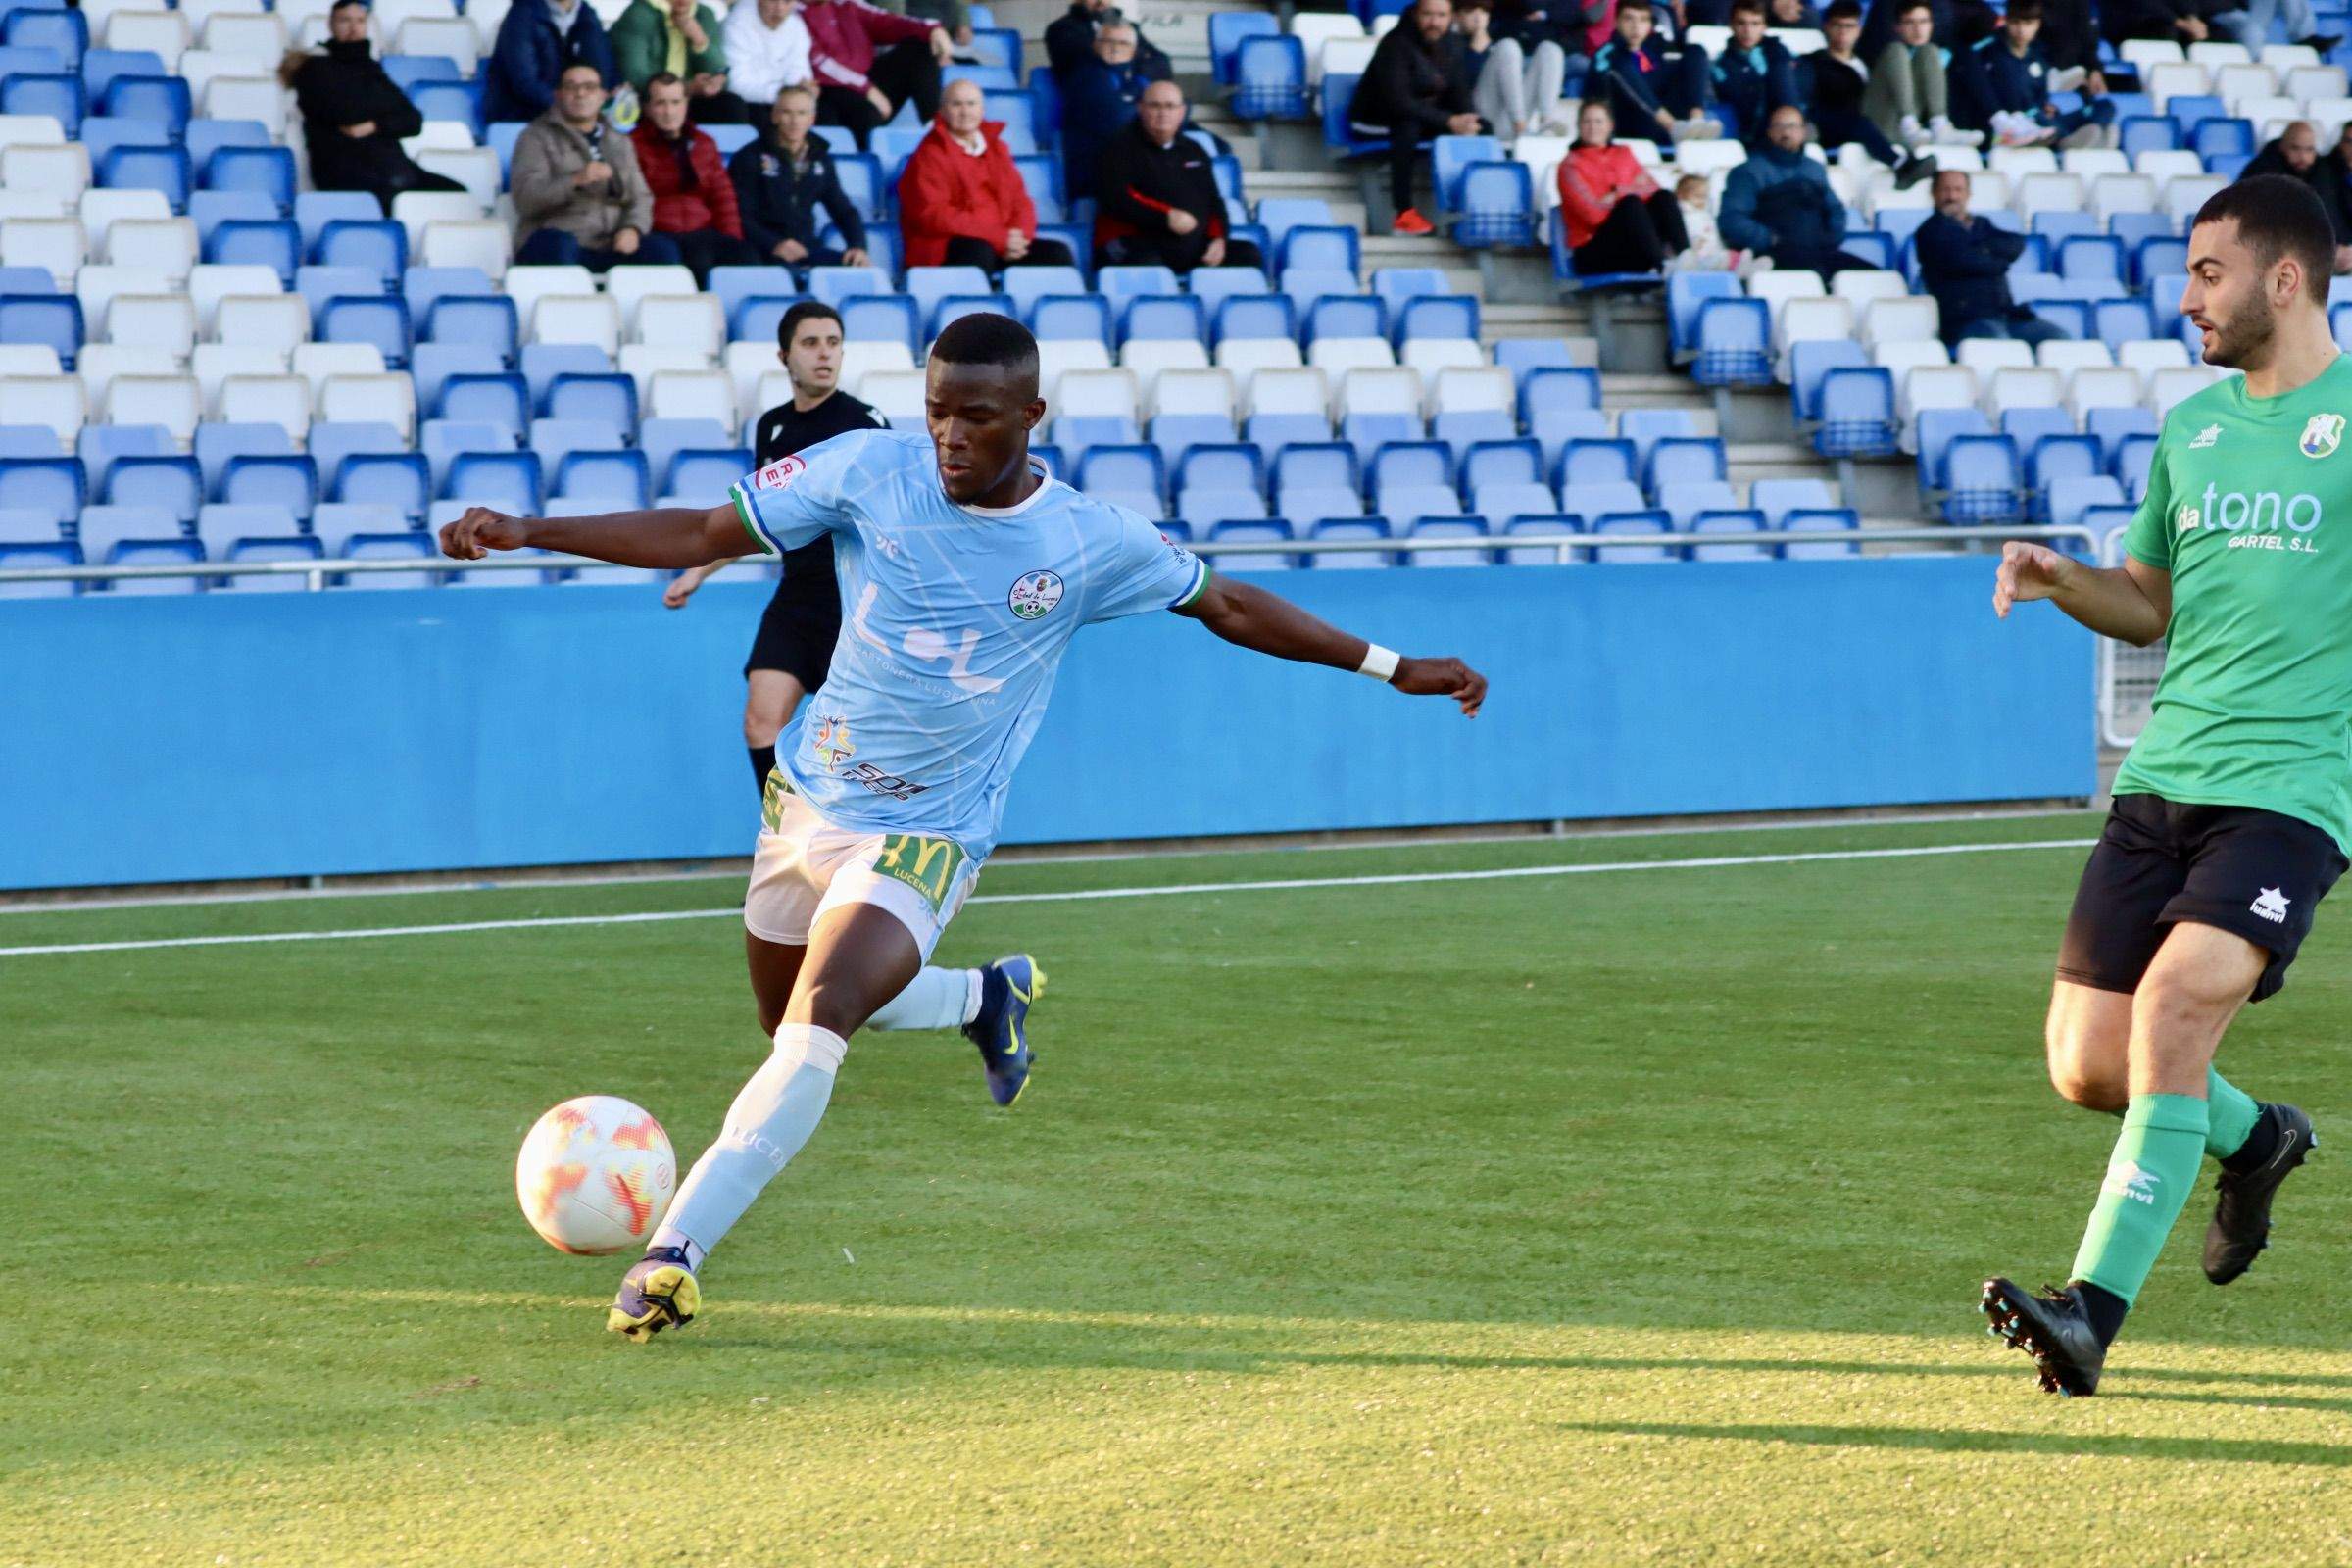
top-left (1993, 542), bottom-right (2171, 647)
top-left (1175, 573), bottom-right (1488, 715)
top-left (438, 504), bottom-right (748, 569)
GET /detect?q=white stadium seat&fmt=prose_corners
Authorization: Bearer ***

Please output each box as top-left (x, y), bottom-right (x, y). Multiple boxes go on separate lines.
top-left (219, 374), bottom-right (313, 440)
top-left (418, 219), bottom-right (511, 280)
top-left (632, 295), bottom-right (724, 360)
top-left (212, 292), bottom-right (309, 351)
top-left (1, 218), bottom-right (86, 288)
top-left (318, 372), bottom-right (416, 438)
top-left (1, 144), bottom-right (91, 206)
top-left (290, 341), bottom-right (385, 392)
top-left (192, 343), bottom-right (289, 405)
top-left (106, 9), bottom-right (193, 67)
top-left (0, 374), bottom-right (85, 444)
top-left (605, 265), bottom-right (699, 329)
top-left (105, 294), bottom-right (198, 363)
top-left (502, 264), bottom-right (597, 333)
top-left (1055, 368), bottom-right (1140, 424)
top-left (105, 375), bottom-right (203, 443)
top-left (532, 294), bottom-right (622, 354)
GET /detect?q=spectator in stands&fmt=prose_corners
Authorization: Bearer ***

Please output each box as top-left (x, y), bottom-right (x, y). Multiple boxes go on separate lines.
top-left (284, 0), bottom-right (466, 215)
top-left (1093, 79), bottom-right (1261, 272)
top-left (1767, 0), bottom-right (1825, 24)
top-left (1492, 0), bottom-right (1602, 58)
top-left (1859, 0), bottom-right (1996, 63)
top-left (1864, 0), bottom-right (1968, 151)
top-left (1717, 104), bottom-right (1874, 273)
top-left (2097, 0), bottom-right (2328, 56)
top-left (512, 62), bottom-right (683, 269)
top-left (1711, 0), bottom-right (1799, 146)
top-left (1059, 19), bottom-right (1154, 200)
top-left (1350, 0), bottom-right (1488, 235)
top-left (483, 0), bottom-right (618, 125)
top-left (632, 74), bottom-right (760, 279)
top-left (1455, 0), bottom-right (1571, 144)
top-left (1558, 98), bottom-right (1689, 274)
top-left (612, 0), bottom-right (751, 123)
top-left (1592, 0), bottom-right (1720, 148)
top-left (1800, 2), bottom-right (1934, 185)
top-left (908, 0), bottom-right (976, 55)
top-left (1915, 168), bottom-right (2063, 344)
top-left (2243, 121), bottom-right (2352, 272)
top-left (1951, 1), bottom-right (2114, 149)
top-left (900, 78), bottom-right (1076, 270)
top-left (723, 0), bottom-right (814, 109)
top-left (1046, 0), bottom-right (1171, 82)
top-left (1673, 172), bottom-right (1740, 270)
top-left (732, 83), bottom-right (871, 270)
top-left (805, 0), bottom-right (952, 150)
top-left (2034, 0), bottom-right (2103, 97)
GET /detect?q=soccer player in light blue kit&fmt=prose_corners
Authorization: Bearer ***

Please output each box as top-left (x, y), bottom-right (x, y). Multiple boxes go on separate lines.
top-left (441, 315), bottom-right (1488, 1339)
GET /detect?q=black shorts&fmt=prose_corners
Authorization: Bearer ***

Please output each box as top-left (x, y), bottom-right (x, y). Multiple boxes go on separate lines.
top-left (2058, 794), bottom-right (2348, 1004)
top-left (745, 584), bottom-right (839, 690)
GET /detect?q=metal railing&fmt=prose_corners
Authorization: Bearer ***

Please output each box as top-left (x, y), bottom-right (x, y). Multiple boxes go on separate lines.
top-left (0, 523), bottom-right (2099, 587)
top-left (2095, 522), bottom-right (2163, 749)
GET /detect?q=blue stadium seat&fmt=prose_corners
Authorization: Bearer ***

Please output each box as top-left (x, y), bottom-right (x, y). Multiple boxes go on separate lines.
top-left (100, 73), bottom-right (187, 133)
top-left (1939, 435), bottom-right (2021, 522)
top-left (98, 142), bottom-right (190, 211)
top-left (0, 454), bottom-right (83, 528)
top-left (1688, 509), bottom-right (1773, 561)
top-left (0, 70), bottom-right (81, 134)
top-left (1206, 515), bottom-right (1295, 567)
top-left (429, 373), bottom-right (526, 441)
top-left (999, 265), bottom-right (1085, 316)
top-left (1307, 515), bottom-right (1396, 568)
top-left (2025, 431), bottom-right (2103, 521)
top-left (330, 452), bottom-right (430, 524)
top-left (0, 537), bottom-right (78, 596)
top-left (1458, 438), bottom-right (1542, 495)
top-left (517, 345), bottom-right (612, 409)
top-left (1403, 514), bottom-right (1494, 566)
top-left (1277, 482), bottom-right (1362, 520)
top-left (195, 502), bottom-right (300, 561)
top-left (1646, 437), bottom-right (1726, 495)
top-left (193, 423), bottom-right (291, 494)
top-left (442, 449), bottom-right (542, 514)
top-left (0, 6), bottom-right (83, 72)
top-left (1245, 416), bottom-right (1335, 467)
top-left (0, 292), bottom-right (81, 369)
top-left (1151, 414), bottom-right (1239, 469)
top-left (2092, 297), bottom-right (2157, 349)
top-left (408, 78), bottom-right (479, 127)
top-left (338, 530), bottom-right (441, 588)
top-left (80, 46), bottom-right (163, 100)
top-left (527, 417), bottom-right (624, 469)
top-left (1030, 294), bottom-right (1111, 345)
top-left (1557, 437), bottom-right (1637, 491)
top-left (75, 422), bottom-right (167, 487)
top-left (1076, 443), bottom-right (1166, 508)
top-left (834, 151), bottom-right (887, 220)
top-left (1691, 298), bottom-right (1772, 386)
top-left (554, 448), bottom-right (651, 507)
top-left (412, 343), bottom-right (506, 411)
top-left (298, 264), bottom-right (387, 317)
top-left (75, 503), bottom-right (185, 564)
top-left (315, 219), bottom-right (409, 289)
top-left (1213, 294), bottom-right (1297, 343)
top-left (1788, 339), bottom-right (1866, 421)
top-left (1497, 514), bottom-right (1581, 564)
top-left (220, 455), bottom-right (318, 523)
top-left (926, 292), bottom-right (1012, 341)
top-left (196, 219), bottom-right (299, 288)
top-left (1913, 407), bottom-right (1989, 494)
top-left (2119, 114), bottom-right (2177, 156)
top-left (1174, 443), bottom-right (1264, 504)
top-left (1366, 438), bottom-right (1451, 500)
top-left (1277, 224), bottom-right (1360, 275)
top-left (1280, 266), bottom-right (1358, 317)
top-left (1429, 410), bottom-right (1513, 465)
top-left (1302, 294), bottom-right (1384, 344)
top-left (840, 293), bottom-right (919, 358)
top-left (1814, 368), bottom-right (1898, 459)
top-left (1232, 34), bottom-right (1307, 119)
top-left (1659, 479), bottom-right (1739, 530)
top-left (2085, 404), bottom-right (2159, 463)
top-left (188, 119), bottom-right (274, 176)
top-left (204, 145), bottom-right (297, 213)
top-left (2057, 234), bottom-right (2125, 285)
top-left (1209, 12), bottom-right (1278, 84)
top-left (1393, 294), bottom-right (1477, 344)
top-left (1119, 294), bottom-right (1207, 344)
top-left (1341, 411), bottom-right (1425, 467)
top-left (1190, 265), bottom-right (1270, 311)
top-left (1180, 482), bottom-right (1266, 525)
top-left (1519, 366), bottom-right (1599, 424)
top-left (290, 192), bottom-right (378, 254)
top-left (1451, 163), bottom-right (1535, 248)
top-left (318, 295), bottom-right (413, 368)
top-left (2191, 116), bottom-right (2253, 163)
top-left (421, 294), bottom-right (519, 365)
top-left (2046, 472), bottom-right (2126, 531)
top-left (1839, 231), bottom-right (1897, 270)
top-left (309, 420), bottom-right (406, 482)
top-left (1431, 135), bottom-right (1503, 210)
top-left (720, 293), bottom-right (796, 345)
top-left (543, 372), bottom-right (639, 432)
top-left (2115, 432), bottom-right (2160, 499)
top-left (1589, 510), bottom-right (1682, 563)
top-left (217, 531), bottom-right (325, 591)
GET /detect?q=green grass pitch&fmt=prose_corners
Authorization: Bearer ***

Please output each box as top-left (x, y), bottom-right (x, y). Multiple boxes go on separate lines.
top-left (10, 811), bottom-right (2352, 1566)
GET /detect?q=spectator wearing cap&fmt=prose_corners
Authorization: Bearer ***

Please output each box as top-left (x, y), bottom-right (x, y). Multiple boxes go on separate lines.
top-left (804, 0), bottom-right (952, 150)
top-left (731, 82), bottom-right (872, 271)
top-left (483, 0), bottom-right (619, 124)
top-left (632, 72), bottom-right (761, 279)
top-left (1092, 79), bottom-right (1263, 273)
top-left (1348, 0), bottom-right (1488, 235)
top-left (899, 78), bottom-right (1077, 270)
top-left (284, 0), bottom-right (467, 214)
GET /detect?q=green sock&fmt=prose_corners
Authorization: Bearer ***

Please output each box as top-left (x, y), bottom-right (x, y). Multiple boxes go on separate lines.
top-left (2068, 1093), bottom-right (2210, 1306)
top-left (2204, 1068), bottom-right (2262, 1161)
top-left (2092, 1068), bottom-right (2260, 1162)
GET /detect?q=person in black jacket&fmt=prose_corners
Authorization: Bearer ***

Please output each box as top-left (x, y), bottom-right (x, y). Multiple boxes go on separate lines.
top-left (1092, 80), bottom-right (1263, 272)
top-left (2241, 122), bottom-right (2352, 272)
top-left (729, 83), bottom-right (871, 271)
top-left (1915, 169), bottom-right (2064, 345)
top-left (283, 0), bottom-right (466, 214)
top-left (1348, 0), bottom-right (1487, 234)
top-left (1044, 0), bottom-right (1170, 82)
top-left (1800, 1), bottom-right (1932, 183)
top-left (1590, 0), bottom-right (1719, 148)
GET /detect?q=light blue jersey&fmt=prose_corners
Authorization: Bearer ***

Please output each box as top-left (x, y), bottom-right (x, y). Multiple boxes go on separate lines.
top-left (729, 428), bottom-right (1209, 858)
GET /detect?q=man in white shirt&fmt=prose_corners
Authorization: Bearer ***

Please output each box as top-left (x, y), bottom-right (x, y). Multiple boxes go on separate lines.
top-left (724, 0), bottom-right (813, 108)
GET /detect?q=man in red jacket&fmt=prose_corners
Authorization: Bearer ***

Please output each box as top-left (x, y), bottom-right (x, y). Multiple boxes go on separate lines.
top-left (899, 79), bottom-right (1075, 270)
top-left (633, 73), bottom-right (764, 279)
top-left (804, 0), bottom-right (952, 149)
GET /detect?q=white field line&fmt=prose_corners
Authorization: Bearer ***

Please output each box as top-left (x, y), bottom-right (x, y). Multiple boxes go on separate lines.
top-left (0, 837), bottom-right (2095, 959)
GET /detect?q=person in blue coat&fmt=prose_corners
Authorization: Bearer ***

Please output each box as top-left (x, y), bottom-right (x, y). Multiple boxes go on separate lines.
top-left (1057, 19), bottom-right (1153, 200)
top-left (1716, 105), bottom-right (1876, 274)
top-left (1710, 0), bottom-right (1799, 145)
top-left (1914, 168), bottom-right (2065, 345)
top-left (483, 0), bottom-right (620, 125)
top-left (1950, 0), bottom-right (2115, 148)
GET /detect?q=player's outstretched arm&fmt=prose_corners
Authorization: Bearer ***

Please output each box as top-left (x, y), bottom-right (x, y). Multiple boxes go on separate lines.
top-left (438, 504), bottom-right (750, 570)
top-left (1992, 542), bottom-right (2172, 648)
top-left (1174, 573), bottom-right (1487, 716)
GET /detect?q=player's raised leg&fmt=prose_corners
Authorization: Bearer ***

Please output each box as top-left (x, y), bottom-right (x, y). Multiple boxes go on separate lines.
top-left (611, 902), bottom-right (922, 1341)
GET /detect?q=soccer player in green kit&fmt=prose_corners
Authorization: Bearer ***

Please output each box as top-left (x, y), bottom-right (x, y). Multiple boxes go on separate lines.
top-left (1981, 174), bottom-right (2352, 1396)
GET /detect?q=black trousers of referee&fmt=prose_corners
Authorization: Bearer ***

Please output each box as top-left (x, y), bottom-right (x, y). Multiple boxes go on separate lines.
top-left (1572, 190), bottom-right (1689, 275)
top-left (816, 43), bottom-right (944, 150)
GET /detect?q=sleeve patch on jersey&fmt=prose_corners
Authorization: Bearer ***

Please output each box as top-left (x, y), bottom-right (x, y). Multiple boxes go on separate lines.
top-left (732, 489), bottom-right (775, 556)
top-left (749, 453), bottom-right (808, 491)
top-left (1172, 555), bottom-right (1210, 609)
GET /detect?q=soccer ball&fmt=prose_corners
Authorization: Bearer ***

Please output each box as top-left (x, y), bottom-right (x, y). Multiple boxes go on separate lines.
top-left (515, 1095), bottom-right (677, 1255)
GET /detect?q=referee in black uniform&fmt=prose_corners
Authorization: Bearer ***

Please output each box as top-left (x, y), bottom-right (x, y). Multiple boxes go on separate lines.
top-left (663, 300), bottom-right (890, 791)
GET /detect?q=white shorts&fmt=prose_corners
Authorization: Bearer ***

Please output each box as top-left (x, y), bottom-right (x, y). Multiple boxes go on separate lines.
top-left (743, 786), bottom-right (982, 961)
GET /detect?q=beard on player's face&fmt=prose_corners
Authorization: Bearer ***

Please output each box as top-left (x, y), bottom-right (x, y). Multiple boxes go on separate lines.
top-left (2203, 283), bottom-right (2276, 370)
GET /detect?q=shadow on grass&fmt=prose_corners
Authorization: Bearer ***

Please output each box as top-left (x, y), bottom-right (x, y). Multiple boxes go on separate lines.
top-left (1560, 1420), bottom-right (2352, 1468)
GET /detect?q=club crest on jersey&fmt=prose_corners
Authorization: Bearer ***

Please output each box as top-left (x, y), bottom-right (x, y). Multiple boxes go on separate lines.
top-left (2300, 414), bottom-right (2345, 459)
top-left (1008, 569), bottom-right (1064, 620)
top-left (810, 713), bottom-right (854, 770)
top-left (750, 454), bottom-right (808, 491)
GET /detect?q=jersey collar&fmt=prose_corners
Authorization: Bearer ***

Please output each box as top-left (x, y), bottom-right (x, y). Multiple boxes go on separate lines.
top-left (954, 455), bottom-right (1056, 518)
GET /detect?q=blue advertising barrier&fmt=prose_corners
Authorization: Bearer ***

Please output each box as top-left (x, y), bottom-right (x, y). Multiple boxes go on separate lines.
top-left (0, 558), bottom-right (2093, 891)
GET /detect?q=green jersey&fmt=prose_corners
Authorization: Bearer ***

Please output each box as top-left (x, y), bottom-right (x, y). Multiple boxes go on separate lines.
top-left (2119, 351), bottom-right (2352, 853)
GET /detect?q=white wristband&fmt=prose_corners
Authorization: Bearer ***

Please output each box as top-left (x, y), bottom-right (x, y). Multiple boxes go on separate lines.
top-left (1357, 643), bottom-right (1400, 682)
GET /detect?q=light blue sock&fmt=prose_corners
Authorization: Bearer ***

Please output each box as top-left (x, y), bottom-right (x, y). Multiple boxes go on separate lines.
top-left (652, 1022), bottom-right (847, 1266)
top-left (865, 965), bottom-right (978, 1031)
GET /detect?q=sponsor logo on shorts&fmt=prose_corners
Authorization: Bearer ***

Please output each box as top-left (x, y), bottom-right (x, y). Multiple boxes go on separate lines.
top-left (2252, 887), bottom-right (2291, 924)
top-left (2102, 1158), bottom-right (2161, 1205)
top-left (1008, 569), bottom-right (1064, 620)
top-left (2303, 413), bottom-right (2345, 459)
top-left (750, 454), bottom-right (808, 491)
top-left (873, 833), bottom-right (966, 912)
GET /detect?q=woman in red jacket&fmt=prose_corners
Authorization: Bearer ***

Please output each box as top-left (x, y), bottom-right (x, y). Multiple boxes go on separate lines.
top-left (633, 73), bottom-right (761, 280)
top-left (1557, 97), bottom-right (1688, 275)
top-left (898, 79), bottom-right (1076, 270)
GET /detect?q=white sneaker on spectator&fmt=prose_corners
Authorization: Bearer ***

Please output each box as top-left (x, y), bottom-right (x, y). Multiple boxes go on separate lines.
top-left (1930, 116), bottom-right (1980, 146)
top-left (1737, 252), bottom-right (1776, 281)
top-left (1679, 112), bottom-right (1724, 141)
top-left (1899, 114), bottom-right (1934, 150)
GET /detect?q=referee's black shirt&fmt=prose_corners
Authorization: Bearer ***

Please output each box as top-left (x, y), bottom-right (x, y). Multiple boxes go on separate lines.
top-left (751, 388), bottom-right (891, 595)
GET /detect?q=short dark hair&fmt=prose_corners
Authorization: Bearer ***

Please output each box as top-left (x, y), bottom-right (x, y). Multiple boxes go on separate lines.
top-left (778, 300), bottom-right (842, 350)
top-left (329, 0), bottom-right (369, 13)
top-left (2005, 0), bottom-right (2043, 22)
top-left (1898, 0), bottom-right (1933, 14)
top-left (1823, 0), bottom-right (1863, 20)
top-left (930, 312), bottom-right (1040, 384)
top-left (645, 71), bottom-right (686, 92)
top-left (2194, 173), bottom-right (2337, 306)
top-left (1616, 0), bottom-right (1652, 14)
top-left (1729, 0), bottom-right (1765, 16)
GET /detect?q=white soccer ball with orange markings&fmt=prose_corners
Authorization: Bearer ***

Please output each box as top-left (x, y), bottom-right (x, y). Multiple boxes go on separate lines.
top-left (515, 1095), bottom-right (676, 1255)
